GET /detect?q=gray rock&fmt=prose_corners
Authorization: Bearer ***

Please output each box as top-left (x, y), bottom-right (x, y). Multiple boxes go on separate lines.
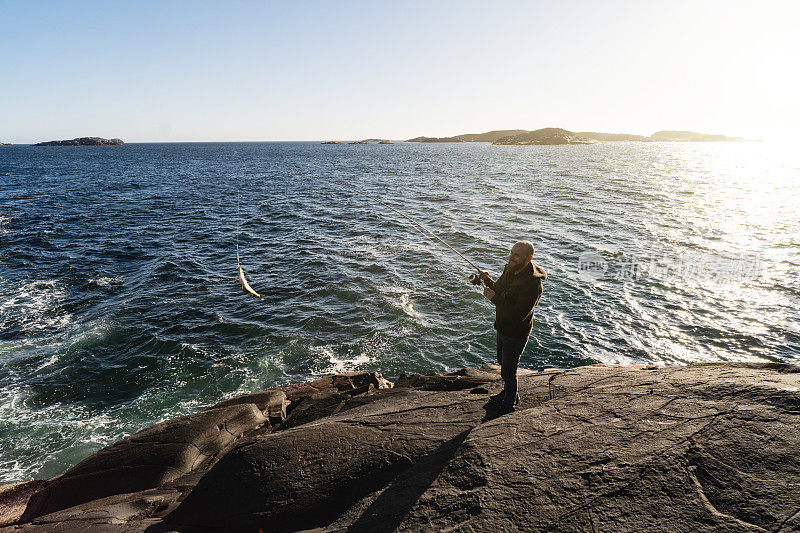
top-left (168, 363), bottom-right (800, 532)
top-left (166, 386), bottom-right (478, 531)
top-left (4, 364), bottom-right (800, 532)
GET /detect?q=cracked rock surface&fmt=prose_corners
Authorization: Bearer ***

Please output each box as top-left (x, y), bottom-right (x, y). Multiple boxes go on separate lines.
top-left (2, 363), bottom-right (799, 532)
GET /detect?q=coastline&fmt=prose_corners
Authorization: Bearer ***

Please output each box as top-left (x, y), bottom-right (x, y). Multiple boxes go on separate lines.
top-left (3, 361), bottom-right (799, 531)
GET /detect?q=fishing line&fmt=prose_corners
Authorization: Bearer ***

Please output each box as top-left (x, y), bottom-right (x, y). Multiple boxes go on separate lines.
top-left (236, 189), bottom-right (241, 269)
top-left (236, 188), bottom-right (264, 299)
top-left (331, 182), bottom-right (486, 284)
top-left (234, 181), bottom-right (486, 299)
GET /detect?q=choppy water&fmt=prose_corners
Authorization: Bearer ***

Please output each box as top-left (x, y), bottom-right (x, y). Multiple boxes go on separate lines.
top-left (1, 141), bottom-right (798, 483)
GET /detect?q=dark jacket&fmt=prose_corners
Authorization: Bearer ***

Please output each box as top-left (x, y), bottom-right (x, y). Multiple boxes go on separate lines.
top-left (485, 261), bottom-right (547, 339)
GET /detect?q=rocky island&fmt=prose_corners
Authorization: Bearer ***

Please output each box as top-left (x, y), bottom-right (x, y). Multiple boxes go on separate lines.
top-left (407, 130), bottom-right (527, 143)
top-left (343, 139), bottom-right (393, 144)
top-left (1, 361), bottom-right (798, 532)
top-left (493, 128), bottom-right (596, 145)
top-left (33, 137), bottom-right (123, 147)
top-left (577, 132), bottom-right (650, 141)
top-left (408, 128), bottom-right (743, 144)
top-left (650, 130), bottom-right (743, 142)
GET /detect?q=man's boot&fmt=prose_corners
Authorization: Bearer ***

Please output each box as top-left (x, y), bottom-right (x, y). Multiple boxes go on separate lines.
top-left (490, 391), bottom-right (520, 405)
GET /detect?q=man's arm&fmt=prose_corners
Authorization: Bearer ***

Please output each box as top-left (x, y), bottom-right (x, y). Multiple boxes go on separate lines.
top-left (480, 267), bottom-right (504, 291)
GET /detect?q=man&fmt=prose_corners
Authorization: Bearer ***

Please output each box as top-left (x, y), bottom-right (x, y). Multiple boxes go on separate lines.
top-left (480, 241), bottom-right (547, 413)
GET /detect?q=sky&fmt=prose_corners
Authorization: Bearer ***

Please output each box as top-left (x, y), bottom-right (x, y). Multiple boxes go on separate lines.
top-left (1, 1), bottom-right (798, 143)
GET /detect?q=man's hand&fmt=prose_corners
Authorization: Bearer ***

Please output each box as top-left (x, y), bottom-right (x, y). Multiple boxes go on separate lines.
top-left (479, 270), bottom-right (490, 281)
top-left (483, 286), bottom-right (495, 300)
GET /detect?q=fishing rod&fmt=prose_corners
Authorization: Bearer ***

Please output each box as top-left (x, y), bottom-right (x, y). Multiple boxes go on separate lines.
top-left (333, 183), bottom-right (488, 287)
top-left (234, 183), bottom-right (487, 301)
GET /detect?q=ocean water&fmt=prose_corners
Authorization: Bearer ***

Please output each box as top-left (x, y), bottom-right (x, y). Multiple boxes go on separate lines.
top-left (1, 141), bottom-right (798, 483)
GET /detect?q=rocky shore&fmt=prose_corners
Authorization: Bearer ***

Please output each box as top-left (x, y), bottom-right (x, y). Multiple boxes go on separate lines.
top-left (2, 362), bottom-right (799, 532)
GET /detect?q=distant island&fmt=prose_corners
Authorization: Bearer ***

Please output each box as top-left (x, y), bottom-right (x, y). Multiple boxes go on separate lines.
top-left (34, 137), bottom-right (124, 146)
top-left (407, 130), bottom-right (527, 143)
top-left (325, 139), bottom-right (393, 145)
top-left (649, 130), bottom-right (743, 142)
top-left (494, 128), bottom-right (595, 145)
top-left (576, 132), bottom-right (650, 141)
top-left (407, 128), bottom-right (743, 145)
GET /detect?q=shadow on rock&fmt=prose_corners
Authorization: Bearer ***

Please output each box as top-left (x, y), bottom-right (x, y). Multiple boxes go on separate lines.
top-left (344, 429), bottom-right (471, 532)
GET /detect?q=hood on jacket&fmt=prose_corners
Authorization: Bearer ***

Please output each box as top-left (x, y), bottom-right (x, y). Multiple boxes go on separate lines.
top-left (531, 261), bottom-right (547, 280)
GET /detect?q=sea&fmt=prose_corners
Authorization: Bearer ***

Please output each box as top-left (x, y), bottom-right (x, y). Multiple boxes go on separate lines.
top-left (1, 140), bottom-right (798, 483)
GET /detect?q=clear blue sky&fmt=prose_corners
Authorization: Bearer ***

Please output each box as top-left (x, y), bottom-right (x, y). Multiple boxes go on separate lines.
top-left (1, 1), bottom-right (797, 142)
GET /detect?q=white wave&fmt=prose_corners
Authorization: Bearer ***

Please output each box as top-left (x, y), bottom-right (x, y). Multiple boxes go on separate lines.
top-left (180, 342), bottom-right (210, 357)
top-left (309, 344), bottom-right (372, 375)
top-left (384, 288), bottom-right (427, 325)
top-left (34, 352), bottom-right (62, 372)
top-left (0, 279), bottom-right (72, 334)
top-left (0, 385), bottom-right (137, 483)
top-left (88, 276), bottom-right (123, 287)
top-left (398, 293), bottom-right (422, 319)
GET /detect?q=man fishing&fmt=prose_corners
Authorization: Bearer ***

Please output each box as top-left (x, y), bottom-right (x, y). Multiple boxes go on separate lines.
top-left (295, 187), bottom-right (546, 416)
top-left (479, 241), bottom-right (547, 413)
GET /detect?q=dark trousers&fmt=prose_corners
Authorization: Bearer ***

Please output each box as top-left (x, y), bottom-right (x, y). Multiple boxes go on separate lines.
top-left (496, 332), bottom-right (528, 408)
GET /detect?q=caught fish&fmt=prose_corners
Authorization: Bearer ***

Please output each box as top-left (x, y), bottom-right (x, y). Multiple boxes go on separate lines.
top-left (235, 189), bottom-right (263, 300)
top-left (238, 266), bottom-right (263, 300)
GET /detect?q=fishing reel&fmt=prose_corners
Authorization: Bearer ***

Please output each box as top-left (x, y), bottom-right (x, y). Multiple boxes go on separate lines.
top-left (469, 273), bottom-right (485, 286)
